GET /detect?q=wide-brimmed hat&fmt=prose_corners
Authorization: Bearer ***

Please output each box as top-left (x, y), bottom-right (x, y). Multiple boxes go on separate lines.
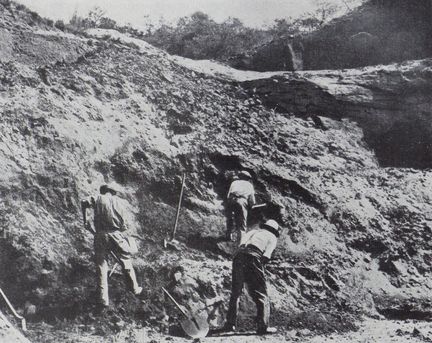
top-left (238, 170), bottom-right (252, 180)
top-left (261, 219), bottom-right (281, 237)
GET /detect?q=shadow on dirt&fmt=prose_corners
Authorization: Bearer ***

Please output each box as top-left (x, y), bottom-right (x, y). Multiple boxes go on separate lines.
top-left (186, 234), bottom-right (233, 259)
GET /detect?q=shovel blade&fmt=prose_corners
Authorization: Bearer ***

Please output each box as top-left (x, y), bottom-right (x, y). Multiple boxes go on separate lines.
top-left (180, 313), bottom-right (209, 338)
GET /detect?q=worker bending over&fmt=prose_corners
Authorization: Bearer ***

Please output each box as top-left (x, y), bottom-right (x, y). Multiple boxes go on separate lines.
top-left (223, 219), bottom-right (281, 335)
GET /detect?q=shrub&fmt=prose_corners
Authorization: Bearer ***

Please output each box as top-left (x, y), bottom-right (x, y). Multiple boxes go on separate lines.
top-left (54, 20), bottom-right (66, 31)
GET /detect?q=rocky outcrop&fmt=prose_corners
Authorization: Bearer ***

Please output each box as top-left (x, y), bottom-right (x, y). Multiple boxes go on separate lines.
top-left (229, 0), bottom-right (432, 72)
top-left (302, 0), bottom-right (432, 70)
top-left (243, 59), bottom-right (432, 168)
top-left (230, 36), bottom-right (304, 72)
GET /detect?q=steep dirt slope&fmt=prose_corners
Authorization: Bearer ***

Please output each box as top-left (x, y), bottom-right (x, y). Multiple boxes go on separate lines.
top-left (1, 1), bottom-right (432, 342)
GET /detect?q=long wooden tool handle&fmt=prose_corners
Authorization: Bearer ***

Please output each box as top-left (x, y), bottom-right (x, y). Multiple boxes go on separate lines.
top-left (171, 173), bottom-right (186, 240)
top-left (162, 287), bottom-right (188, 318)
top-left (251, 203), bottom-right (267, 210)
top-left (0, 288), bottom-right (27, 331)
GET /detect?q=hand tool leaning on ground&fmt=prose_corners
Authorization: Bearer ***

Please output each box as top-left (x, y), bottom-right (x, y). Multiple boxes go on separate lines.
top-left (163, 173), bottom-right (186, 249)
top-left (162, 287), bottom-right (209, 338)
top-left (0, 288), bottom-right (26, 331)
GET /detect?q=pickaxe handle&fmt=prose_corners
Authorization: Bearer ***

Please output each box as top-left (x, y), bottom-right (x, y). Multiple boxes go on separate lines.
top-left (251, 203), bottom-right (267, 210)
top-left (109, 263), bottom-right (119, 277)
top-left (170, 173), bottom-right (186, 241)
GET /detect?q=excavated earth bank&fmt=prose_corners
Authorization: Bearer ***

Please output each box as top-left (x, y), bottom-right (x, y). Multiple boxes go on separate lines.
top-left (243, 59), bottom-right (432, 168)
top-left (0, 1), bottom-right (432, 342)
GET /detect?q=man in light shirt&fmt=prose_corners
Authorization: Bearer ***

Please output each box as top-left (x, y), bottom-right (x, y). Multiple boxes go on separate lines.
top-left (81, 183), bottom-right (143, 308)
top-left (225, 170), bottom-right (256, 244)
top-left (223, 219), bottom-right (281, 335)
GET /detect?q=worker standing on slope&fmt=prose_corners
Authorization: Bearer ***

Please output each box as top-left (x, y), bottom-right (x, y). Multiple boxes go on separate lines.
top-left (225, 170), bottom-right (256, 244)
top-left (222, 219), bottom-right (281, 335)
top-left (81, 183), bottom-right (143, 309)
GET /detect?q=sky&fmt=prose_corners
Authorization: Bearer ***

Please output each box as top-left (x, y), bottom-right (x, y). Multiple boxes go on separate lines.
top-left (15, 0), bottom-right (358, 28)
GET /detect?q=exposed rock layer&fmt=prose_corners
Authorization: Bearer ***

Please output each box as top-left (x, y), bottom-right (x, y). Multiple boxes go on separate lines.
top-left (302, 0), bottom-right (432, 70)
top-left (243, 59), bottom-right (432, 168)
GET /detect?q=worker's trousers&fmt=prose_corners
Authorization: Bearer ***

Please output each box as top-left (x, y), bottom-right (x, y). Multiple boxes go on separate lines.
top-left (94, 231), bottom-right (140, 306)
top-left (226, 197), bottom-right (249, 245)
top-left (226, 250), bottom-right (270, 331)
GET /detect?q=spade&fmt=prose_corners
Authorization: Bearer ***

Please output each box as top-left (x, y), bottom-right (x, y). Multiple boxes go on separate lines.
top-left (162, 287), bottom-right (209, 339)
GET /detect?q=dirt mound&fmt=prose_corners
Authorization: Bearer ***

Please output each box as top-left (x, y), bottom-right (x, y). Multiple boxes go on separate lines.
top-left (1, 2), bottom-right (432, 342)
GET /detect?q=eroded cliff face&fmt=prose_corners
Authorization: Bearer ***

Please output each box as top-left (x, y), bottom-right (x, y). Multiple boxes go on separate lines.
top-left (1, 1), bottom-right (432, 341)
top-left (230, 37), bottom-right (304, 72)
top-left (244, 59), bottom-right (432, 168)
top-left (302, 0), bottom-right (432, 70)
top-left (231, 0), bottom-right (432, 73)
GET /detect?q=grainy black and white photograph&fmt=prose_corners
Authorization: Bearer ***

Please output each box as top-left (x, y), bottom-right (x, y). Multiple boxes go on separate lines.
top-left (1, 0), bottom-right (432, 342)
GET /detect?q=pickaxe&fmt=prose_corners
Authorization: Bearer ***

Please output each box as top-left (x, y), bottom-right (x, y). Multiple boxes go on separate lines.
top-left (163, 173), bottom-right (186, 249)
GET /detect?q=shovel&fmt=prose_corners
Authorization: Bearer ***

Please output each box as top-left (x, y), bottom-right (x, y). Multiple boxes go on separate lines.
top-left (162, 287), bottom-right (209, 339)
top-left (0, 288), bottom-right (26, 331)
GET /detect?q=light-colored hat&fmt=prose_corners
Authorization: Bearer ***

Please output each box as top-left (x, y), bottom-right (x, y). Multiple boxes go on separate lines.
top-left (261, 219), bottom-right (281, 237)
top-left (239, 170), bottom-right (252, 180)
